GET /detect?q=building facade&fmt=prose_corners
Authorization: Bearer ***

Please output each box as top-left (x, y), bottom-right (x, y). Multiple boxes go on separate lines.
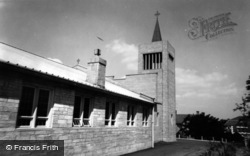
top-left (0, 14), bottom-right (176, 156)
top-left (109, 13), bottom-right (176, 142)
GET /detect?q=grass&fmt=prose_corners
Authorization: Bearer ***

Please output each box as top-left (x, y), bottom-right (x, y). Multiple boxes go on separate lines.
top-left (200, 141), bottom-right (250, 156)
top-left (123, 139), bottom-right (250, 156)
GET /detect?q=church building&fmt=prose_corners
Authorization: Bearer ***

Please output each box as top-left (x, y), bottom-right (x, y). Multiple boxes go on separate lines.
top-left (0, 12), bottom-right (176, 155)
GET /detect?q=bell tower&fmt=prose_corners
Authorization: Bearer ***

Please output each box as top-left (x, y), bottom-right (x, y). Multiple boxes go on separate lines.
top-left (138, 11), bottom-right (176, 142)
top-left (138, 11), bottom-right (167, 74)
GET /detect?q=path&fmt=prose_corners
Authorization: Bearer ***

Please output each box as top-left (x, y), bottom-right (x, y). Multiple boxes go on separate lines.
top-left (123, 139), bottom-right (209, 156)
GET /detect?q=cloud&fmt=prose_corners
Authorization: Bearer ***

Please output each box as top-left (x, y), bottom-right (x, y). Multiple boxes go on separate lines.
top-left (176, 68), bottom-right (238, 99)
top-left (48, 58), bottom-right (63, 64)
top-left (106, 39), bottom-right (138, 71)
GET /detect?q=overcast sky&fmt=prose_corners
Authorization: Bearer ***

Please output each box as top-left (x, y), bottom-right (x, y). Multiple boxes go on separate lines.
top-left (0, 0), bottom-right (249, 119)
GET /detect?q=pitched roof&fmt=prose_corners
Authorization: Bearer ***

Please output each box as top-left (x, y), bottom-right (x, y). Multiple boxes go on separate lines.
top-left (224, 119), bottom-right (239, 126)
top-left (0, 42), bottom-right (154, 103)
top-left (176, 114), bottom-right (189, 124)
top-left (224, 116), bottom-right (250, 126)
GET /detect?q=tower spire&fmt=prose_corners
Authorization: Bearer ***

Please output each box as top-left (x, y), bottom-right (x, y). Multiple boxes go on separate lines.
top-left (152, 11), bottom-right (162, 42)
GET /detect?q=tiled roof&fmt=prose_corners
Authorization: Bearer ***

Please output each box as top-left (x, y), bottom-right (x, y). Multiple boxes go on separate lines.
top-left (176, 114), bottom-right (189, 124)
top-left (225, 119), bottom-right (239, 126)
top-left (224, 116), bottom-right (250, 126)
top-left (0, 42), bottom-right (154, 103)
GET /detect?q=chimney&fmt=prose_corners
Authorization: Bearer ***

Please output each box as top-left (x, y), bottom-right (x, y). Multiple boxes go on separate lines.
top-left (87, 49), bottom-right (106, 88)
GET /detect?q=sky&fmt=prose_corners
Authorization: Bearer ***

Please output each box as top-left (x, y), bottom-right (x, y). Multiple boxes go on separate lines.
top-left (0, 0), bottom-right (250, 119)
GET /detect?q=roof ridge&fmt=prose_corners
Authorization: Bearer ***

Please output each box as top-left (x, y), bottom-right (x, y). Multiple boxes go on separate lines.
top-left (0, 42), bottom-right (78, 70)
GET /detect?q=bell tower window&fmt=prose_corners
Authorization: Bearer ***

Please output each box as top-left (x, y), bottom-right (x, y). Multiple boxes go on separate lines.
top-left (143, 52), bottom-right (162, 70)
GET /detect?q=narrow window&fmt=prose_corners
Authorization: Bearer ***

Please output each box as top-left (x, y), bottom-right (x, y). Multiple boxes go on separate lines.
top-left (17, 86), bottom-right (52, 128)
top-left (168, 53), bottom-right (174, 62)
top-left (131, 106), bottom-right (135, 126)
top-left (111, 103), bottom-right (116, 126)
top-left (170, 114), bottom-right (174, 126)
top-left (143, 54), bottom-right (146, 70)
top-left (159, 53), bottom-right (162, 68)
top-left (36, 89), bottom-right (50, 126)
top-left (73, 96), bottom-right (92, 127)
top-left (157, 53), bottom-right (159, 69)
top-left (152, 54), bottom-right (156, 69)
top-left (83, 98), bottom-right (90, 126)
top-left (156, 112), bottom-right (159, 126)
top-left (127, 105), bottom-right (130, 126)
top-left (73, 96), bottom-right (82, 126)
top-left (105, 102), bottom-right (110, 126)
top-left (142, 107), bottom-right (149, 127)
top-left (105, 101), bottom-right (116, 126)
top-left (149, 54), bottom-right (152, 69)
top-left (17, 87), bottom-right (35, 127)
top-left (127, 105), bottom-right (136, 126)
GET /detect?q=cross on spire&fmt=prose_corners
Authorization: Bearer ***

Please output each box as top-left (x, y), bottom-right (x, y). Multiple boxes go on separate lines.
top-left (77, 59), bottom-right (80, 64)
top-left (152, 11), bottom-right (162, 42)
top-left (155, 11), bottom-right (160, 18)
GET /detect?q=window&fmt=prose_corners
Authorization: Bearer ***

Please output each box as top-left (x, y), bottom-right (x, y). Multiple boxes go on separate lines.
top-left (73, 96), bottom-right (92, 127)
top-left (17, 86), bottom-right (52, 128)
top-left (143, 52), bottom-right (162, 70)
top-left (105, 101), bottom-right (116, 126)
top-left (142, 107), bottom-right (150, 127)
top-left (168, 53), bottom-right (174, 62)
top-left (170, 114), bottom-right (174, 126)
top-left (156, 112), bottom-right (159, 126)
top-left (127, 105), bottom-right (136, 126)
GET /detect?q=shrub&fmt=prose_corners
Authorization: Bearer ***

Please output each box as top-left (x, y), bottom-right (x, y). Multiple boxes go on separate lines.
top-left (201, 142), bottom-right (236, 156)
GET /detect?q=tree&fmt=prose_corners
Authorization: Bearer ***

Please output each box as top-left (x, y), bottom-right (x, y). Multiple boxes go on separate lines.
top-left (233, 76), bottom-right (250, 148)
top-left (234, 96), bottom-right (250, 117)
top-left (178, 112), bottom-right (226, 140)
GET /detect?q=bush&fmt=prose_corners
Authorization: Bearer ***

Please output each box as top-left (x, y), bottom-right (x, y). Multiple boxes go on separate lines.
top-left (201, 142), bottom-right (236, 156)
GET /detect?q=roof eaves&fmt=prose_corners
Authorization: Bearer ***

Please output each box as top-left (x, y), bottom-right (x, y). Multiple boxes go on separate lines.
top-left (1, 60), bottom-right (153, 104)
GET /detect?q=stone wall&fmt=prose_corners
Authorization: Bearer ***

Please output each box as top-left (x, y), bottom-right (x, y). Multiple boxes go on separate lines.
top-left (0, 67), bottom-right (153, 156)
top-left (1, 127), bottom-right (151, 156)
top-left (135, 40), bottom-right (176, 142)
top-left (166, 41), bottom-right (176, 141)
top-left (0, 72), bottom-right (21, 129)
top-left (108, 73), bottom-right (164, 143)
top-left (110, 73), bottom-right (157, 99)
